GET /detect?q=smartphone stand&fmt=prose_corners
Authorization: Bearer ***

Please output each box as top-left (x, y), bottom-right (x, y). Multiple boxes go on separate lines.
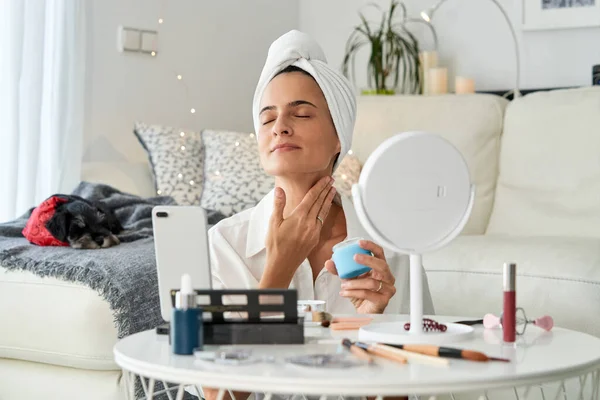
top-left (156, 288), bottom-right (304, 345)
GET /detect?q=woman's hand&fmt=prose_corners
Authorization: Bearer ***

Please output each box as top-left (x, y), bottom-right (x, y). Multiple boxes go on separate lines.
top-left (325, 240), bottom-right (396, 314)
top-left (260, 176), bottom-right (336, 288)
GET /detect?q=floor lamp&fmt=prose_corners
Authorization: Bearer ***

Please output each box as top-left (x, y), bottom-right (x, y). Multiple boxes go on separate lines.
top-left (421, 0), bottom-right (522, 98)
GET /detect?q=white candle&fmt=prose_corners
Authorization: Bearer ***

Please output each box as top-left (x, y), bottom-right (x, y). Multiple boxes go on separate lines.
top-left (428, 67), bottom-right (448, 95)
top-left (455, 76), bottom-right (475, 94)
top-left (419, 51), bottom-right (438, 95)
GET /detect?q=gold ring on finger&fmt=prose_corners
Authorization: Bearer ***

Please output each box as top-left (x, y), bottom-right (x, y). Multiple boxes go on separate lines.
top-left (316, 216), bottom-right (324, 225)
top-left (376, 280), bottom-right (383, 292)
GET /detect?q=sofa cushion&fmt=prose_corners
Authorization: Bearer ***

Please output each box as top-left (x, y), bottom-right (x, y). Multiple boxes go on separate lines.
top-left (134, 122), bottom-right (205, 205)
top-left (487, 87), bottom-right (600, 237)
top-left (0, 266), bottom-right (118, 370)
top-left (352, 94), bottom-right (509, 234)
top-left (199, 130), bottom-right (274, 217)
top-left (423, 234), bottom-right (600, 337)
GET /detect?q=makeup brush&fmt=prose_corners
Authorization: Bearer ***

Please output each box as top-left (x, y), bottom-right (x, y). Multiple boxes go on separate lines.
top-left (308, 311), bottom-right (333, 324)
top-left (330, 321), bottom-right (373, 330)
top-left (341, 339), bottom-right (374, 364)
top-left (354, 342), bottom-right (407, 364)
top-left (386, 344), bottom-right (510, 363)
top-left (372, 343), bottom-right (449, 366)
top-left (311, 313), bottom-right (372, 328)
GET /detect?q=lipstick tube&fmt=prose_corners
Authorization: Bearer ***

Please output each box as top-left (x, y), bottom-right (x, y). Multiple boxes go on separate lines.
top-left (503, 263), bottom-right (516, 343)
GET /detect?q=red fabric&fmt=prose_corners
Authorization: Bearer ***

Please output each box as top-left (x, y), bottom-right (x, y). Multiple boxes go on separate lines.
top-left (22, 196), bottom-right (70, 246)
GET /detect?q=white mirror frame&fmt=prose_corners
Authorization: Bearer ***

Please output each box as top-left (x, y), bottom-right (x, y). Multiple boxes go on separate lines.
top-left (351, 131), bottom-right (476, 338)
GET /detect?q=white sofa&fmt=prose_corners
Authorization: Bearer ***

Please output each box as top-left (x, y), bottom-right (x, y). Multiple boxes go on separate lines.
top-left (1, 86), bottom-right (599, 399)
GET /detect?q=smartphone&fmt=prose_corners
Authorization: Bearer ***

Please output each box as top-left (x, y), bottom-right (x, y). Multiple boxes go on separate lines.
top-left (152, 205), bottom-right (213, 322)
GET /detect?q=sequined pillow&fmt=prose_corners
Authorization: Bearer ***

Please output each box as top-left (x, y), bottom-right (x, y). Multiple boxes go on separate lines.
top-left (333, 153), bottom-right (362, 199)
top-left (200, 130), bottom-right (275, 217)
top-left (134, 122), bottom-right (204, 205)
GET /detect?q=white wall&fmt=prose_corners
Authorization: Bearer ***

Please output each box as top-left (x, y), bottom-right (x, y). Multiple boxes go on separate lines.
top-left (84, 0), bottom-right (298, 163)
top-left (299, 0), bottom-right (600, 93)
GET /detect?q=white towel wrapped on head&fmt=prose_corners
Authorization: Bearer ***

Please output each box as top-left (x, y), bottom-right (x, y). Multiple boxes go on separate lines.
top-left (252, 30), bottom-right (357, 171)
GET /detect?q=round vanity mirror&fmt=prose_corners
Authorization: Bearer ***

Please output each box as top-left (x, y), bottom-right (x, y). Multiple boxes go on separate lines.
top-left (352, 131), bottom-right (476, 344)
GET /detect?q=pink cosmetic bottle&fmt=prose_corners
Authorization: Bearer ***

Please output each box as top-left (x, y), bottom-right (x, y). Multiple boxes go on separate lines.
top-left (503, 263), bottom-right (517, 343)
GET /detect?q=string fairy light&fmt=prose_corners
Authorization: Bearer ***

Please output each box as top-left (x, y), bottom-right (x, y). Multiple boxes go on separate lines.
top-left (153, 0), bottom-right (251, 194)
top-left (154, 0), bottom-right (198, 124)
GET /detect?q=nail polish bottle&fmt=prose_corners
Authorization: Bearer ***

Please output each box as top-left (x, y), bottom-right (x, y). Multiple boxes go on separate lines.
top-left (502, 263), bottom-right (516, 343)
top-left (171, 274), bottom-right (202, 355)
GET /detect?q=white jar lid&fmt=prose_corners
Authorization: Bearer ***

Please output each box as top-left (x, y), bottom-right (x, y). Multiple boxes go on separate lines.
top-left (332, 237), bottom-right (364, 252)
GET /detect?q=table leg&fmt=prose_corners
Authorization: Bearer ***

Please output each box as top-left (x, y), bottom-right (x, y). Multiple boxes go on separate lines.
top-left (147, 379), bottom-right (156, 400)
top-left (164, 381), bottom-right (175, 400)
top-left (128, 371), bottom-right (135, 400)
top-left (175, 384), bottom-right (185, 400)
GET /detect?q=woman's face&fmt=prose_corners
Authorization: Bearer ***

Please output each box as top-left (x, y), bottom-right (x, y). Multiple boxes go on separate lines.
top-left (257, 71), bottom-right (340, 178)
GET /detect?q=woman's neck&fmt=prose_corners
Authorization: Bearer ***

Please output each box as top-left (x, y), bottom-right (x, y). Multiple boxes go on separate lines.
top-left (274, 174), bottom-right (346, 243)
top-left (275, 174), bottom-right (330, 218)
top-left (275, 174), bottom-right (346, 242)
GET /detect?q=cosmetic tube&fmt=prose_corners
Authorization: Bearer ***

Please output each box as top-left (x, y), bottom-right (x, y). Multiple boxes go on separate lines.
top-left (503, 263), bottom-right (516, 343)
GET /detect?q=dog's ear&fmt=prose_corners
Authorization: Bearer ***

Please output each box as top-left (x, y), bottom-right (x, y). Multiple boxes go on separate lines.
top-left (106, 212), bottom-right (123, 234)
top-left (96, 203), bottom-right (123, 233)
top-left (72, 214), bottom-right (86, 228)
top-left (46, 210), bottom-right (70, 243)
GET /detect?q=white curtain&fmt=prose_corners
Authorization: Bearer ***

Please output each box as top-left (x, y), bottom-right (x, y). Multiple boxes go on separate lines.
top-left (0, 0), bottom-right (87, 223)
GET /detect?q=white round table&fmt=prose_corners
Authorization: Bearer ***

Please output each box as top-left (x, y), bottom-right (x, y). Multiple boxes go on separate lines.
top-left (113, 315), bottom-right (600, 400)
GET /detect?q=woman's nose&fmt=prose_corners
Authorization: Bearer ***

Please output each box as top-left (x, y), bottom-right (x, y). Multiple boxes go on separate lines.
top-left (272, 115), bottom-right (292, 136)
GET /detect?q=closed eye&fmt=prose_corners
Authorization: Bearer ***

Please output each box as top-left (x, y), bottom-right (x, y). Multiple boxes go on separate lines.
top-left (262, 119), bottom-right (275, 126)
top-left (295, 115), bottom-right (310, 118)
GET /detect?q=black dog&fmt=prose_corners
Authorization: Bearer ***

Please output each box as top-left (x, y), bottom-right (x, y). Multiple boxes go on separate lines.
top-left (45, 195), bottom-right (123, 249)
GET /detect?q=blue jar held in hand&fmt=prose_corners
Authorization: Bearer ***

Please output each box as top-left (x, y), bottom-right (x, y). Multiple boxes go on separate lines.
top-left (332, 237), bottom-right (373, 279)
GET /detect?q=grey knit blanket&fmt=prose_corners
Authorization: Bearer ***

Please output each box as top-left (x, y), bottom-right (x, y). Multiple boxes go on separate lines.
top-left (0, 181), bottom-right (225, 339)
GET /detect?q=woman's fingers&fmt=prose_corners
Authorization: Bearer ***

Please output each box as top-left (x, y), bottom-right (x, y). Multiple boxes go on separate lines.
top-left (359, 239), bottom-right (386, 260)
top-left (314, 186), bottom-right (336, 225)
top-left (353, 253), bottom-right (395, 284)
top-left (339, 288), bottom-right (387, 305)
top-left (341, 277), bottom-right (396, 296)
top-left (324, 259), bottom-right (338, 276)
top-left (307, 179), bottom-right (333, 221)
top-left (294, 176), bottom-right (333, 215)
top-left (308, 182), bottom-right (335, 221)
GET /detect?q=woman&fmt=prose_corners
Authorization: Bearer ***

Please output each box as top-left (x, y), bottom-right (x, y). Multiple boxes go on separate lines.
top-left (204, 30), bottom-right (434, 399)
top-left (209, 29), bottom-right (434, 315)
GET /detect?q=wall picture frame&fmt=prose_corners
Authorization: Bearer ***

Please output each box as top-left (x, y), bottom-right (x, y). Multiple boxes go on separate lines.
top-left (523, 0), bottom-right (600, 31)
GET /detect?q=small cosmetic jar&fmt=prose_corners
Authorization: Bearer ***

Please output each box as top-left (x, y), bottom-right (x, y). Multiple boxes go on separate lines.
top-left (297, 300), bottom-right (326, 315)
top-left (297, 300), bottom-right (326, 326)
top-left (331, 237), bottom-right (373, 279)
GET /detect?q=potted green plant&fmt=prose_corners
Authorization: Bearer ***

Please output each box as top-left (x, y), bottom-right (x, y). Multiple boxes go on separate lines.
top-left (342, 0), bottom-right (422, 95)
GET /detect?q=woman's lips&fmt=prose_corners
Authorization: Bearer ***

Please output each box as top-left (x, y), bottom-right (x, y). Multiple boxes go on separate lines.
top-left (271, 144), bottom-right (301, 152)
